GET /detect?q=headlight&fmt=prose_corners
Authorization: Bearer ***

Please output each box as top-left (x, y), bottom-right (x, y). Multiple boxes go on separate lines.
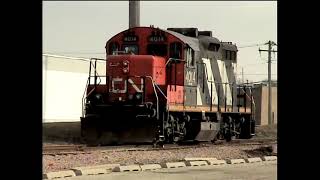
top-left (95, 94), bottom-right (102, 100)
top-left (135, 93), bottom-right (142, 100)
top-left (123, 68), bottom-right (129, 73)
top-left (128, 94), bottom-right (134, 100)
top-left (123, 60), bottom-right (129, 66)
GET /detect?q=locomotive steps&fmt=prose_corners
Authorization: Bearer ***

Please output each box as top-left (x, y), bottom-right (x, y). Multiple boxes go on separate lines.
top-left (43, 156), bottom-right (277, 179)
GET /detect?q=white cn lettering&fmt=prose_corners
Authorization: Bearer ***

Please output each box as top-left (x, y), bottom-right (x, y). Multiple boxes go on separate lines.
top-left (110, 78), bottom-right (127, 93)
top-left (110, 78), bottom-right (144, 93)
top-left (128, 78), bottom-right (143, 92)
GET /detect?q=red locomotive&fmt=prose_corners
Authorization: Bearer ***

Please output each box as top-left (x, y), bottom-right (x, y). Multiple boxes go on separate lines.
top-left (81, 26), bottom-right (255, 146)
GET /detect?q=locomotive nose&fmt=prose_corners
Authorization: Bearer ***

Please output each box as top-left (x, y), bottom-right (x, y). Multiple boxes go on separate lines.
top-left (106, 55), bottom-right (166, 103)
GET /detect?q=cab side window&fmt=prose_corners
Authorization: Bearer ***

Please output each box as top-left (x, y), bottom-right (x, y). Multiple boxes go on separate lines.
top-left (186, 47), bottom-right (195, 67)
top-left (108, 42), bottom-right (119, 55)
top-left (169, 42), bottom-right (182, 59)
top-left (225, 50), bottom-right (237, 60)
top-left (147, 44), bottom-right (167, 57)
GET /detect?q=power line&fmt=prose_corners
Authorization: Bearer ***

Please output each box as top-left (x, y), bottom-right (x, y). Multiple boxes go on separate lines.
top-left (239, 74), bottom-right (277, 76)
top-left (238, 63), bottom-right (274, 66)
top-left (42, 54), bottom-right (107, 61)
top-left (237, 43), bottom-right (266, 48)
top-left (250, 80), bottom-right (277, 84)
top-left (44, 52), bottom-right (106, 54)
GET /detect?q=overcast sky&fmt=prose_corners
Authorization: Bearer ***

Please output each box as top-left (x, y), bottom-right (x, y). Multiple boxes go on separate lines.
top-left (43, 1), bottom-right (277, 82)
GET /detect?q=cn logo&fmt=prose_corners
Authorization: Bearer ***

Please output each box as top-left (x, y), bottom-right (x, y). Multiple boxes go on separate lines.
top-left (110, 78), bottom-right (144, 93)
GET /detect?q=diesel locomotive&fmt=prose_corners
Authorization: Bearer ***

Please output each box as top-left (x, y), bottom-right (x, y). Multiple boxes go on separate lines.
top-left (80, 26), bottom-right (255, 146)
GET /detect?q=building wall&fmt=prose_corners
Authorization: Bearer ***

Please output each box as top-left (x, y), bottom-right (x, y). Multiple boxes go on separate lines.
top-left (252, 84), bottom-right (277, 125)
top-left (252, 85), bottom-right (262, 125)
top-left (42, 54), bottom-right (106, 123)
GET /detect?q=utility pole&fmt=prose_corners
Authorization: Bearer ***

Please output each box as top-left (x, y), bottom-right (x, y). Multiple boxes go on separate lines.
top-left (259, 41), bottom-right (277, 125)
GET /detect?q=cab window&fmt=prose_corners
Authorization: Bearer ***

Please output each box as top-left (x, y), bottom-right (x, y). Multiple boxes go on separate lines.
top-left (108, 42), bottom-right (119, 55)
top-left (208, 43), bottom-right (220, 52)
top-left (225, 50), bottom-right (237, 60)
top-left (122, 44), bottom-right (139, 54)
top-left (147, 44), bottom-right (168, 57)
top-left (186, 47), bottom-right (195, 67)
top-left (169, 42), bottom-right (182, 59)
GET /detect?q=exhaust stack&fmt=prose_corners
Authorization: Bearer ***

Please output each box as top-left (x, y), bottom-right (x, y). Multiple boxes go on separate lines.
top-left (129, 0), bottom-right (140, 28)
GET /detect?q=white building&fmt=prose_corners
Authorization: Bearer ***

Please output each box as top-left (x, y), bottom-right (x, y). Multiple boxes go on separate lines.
top-left (42, 54), bottom-right (106, 123)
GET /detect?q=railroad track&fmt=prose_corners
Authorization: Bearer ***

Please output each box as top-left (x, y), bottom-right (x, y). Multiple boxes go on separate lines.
top-left (213, 138), bottom-right (277, 146)
top-left (43, 145), bottom-right (85, 153)
top-left (43, 138), bottom-right (276, 156)
top-left (42, 144), bottom-right (209, 155)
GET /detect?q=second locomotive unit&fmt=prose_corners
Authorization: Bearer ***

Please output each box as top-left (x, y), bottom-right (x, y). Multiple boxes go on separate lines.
top-left (81, 26), bottom-right (255, 146)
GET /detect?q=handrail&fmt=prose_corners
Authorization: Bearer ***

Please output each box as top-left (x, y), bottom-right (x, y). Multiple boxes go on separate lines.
top-left (154, 83), bottom-right (167, 100)
top-left (145, 76), bottom-right (159, 120)
top-left (89, 60), bottom-right (102, 85)
top-left (165, 58), bottom-right (185, 66)
top-left (249, 87), bottom-right (256, 119)
top-left (81, 75), bottom-right (110, 117)
top-left (241, 88), bottom-right (254, 103)
top-left (81, 57), bottom-right (107, 117)
top-left (81, 77), bottom-right (90, 117)
top-left (205, 81), bottom-right (255, 113)
top-left (90, 58), bottom-right (107, 61)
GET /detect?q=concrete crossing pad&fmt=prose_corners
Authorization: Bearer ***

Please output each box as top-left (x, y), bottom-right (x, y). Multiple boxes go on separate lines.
top-left (113, 165), bottom-right (142, 172)
top-left (226, 159), bottom-right (246, 164)
top-left (140, 164), bottom-right (162, 171)
top-left (207, 159), bottom-right (227, 165)
top-left (43, 170), bottom-right (76, 179)
top-left (245, 157), bottom-right (263, 163)
top-left (261, 156), bottom-right (277, 161)
top-left (161, 162), bottom-right (186, 168)
top-left (185, 160), bottom-right (208, 167)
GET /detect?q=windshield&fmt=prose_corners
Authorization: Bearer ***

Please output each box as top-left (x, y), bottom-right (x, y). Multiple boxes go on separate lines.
top-left (123, 44), bottom-right (139, 54)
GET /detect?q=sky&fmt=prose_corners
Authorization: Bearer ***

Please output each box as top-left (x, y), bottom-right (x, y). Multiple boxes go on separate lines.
top-left (43, 1), bottom-right (277, 83)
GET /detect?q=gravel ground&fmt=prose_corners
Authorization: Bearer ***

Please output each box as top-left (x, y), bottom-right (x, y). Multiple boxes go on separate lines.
top-left (43, 144), bottom-right (274, 173)
top-left (43, 124), bottom-right (277, 173)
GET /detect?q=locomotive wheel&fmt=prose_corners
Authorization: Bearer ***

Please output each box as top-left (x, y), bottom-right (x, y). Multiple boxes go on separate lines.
top-left (152, 138), bottom-right (164, 148)
top-left (211, 137), bottom-right (217, 144)
top-left (169, 126), bottom-right (175, 143)
top-left (238, 117), bottom-right (245, 138)
top-left (165, 126), bottom-right (173, 143)
top-left (225, 116), bottom-right (233, 142)
top-left (225, 131), bottom-right (232, 142)
top-left (166, 115), bottom-right (176, 143)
